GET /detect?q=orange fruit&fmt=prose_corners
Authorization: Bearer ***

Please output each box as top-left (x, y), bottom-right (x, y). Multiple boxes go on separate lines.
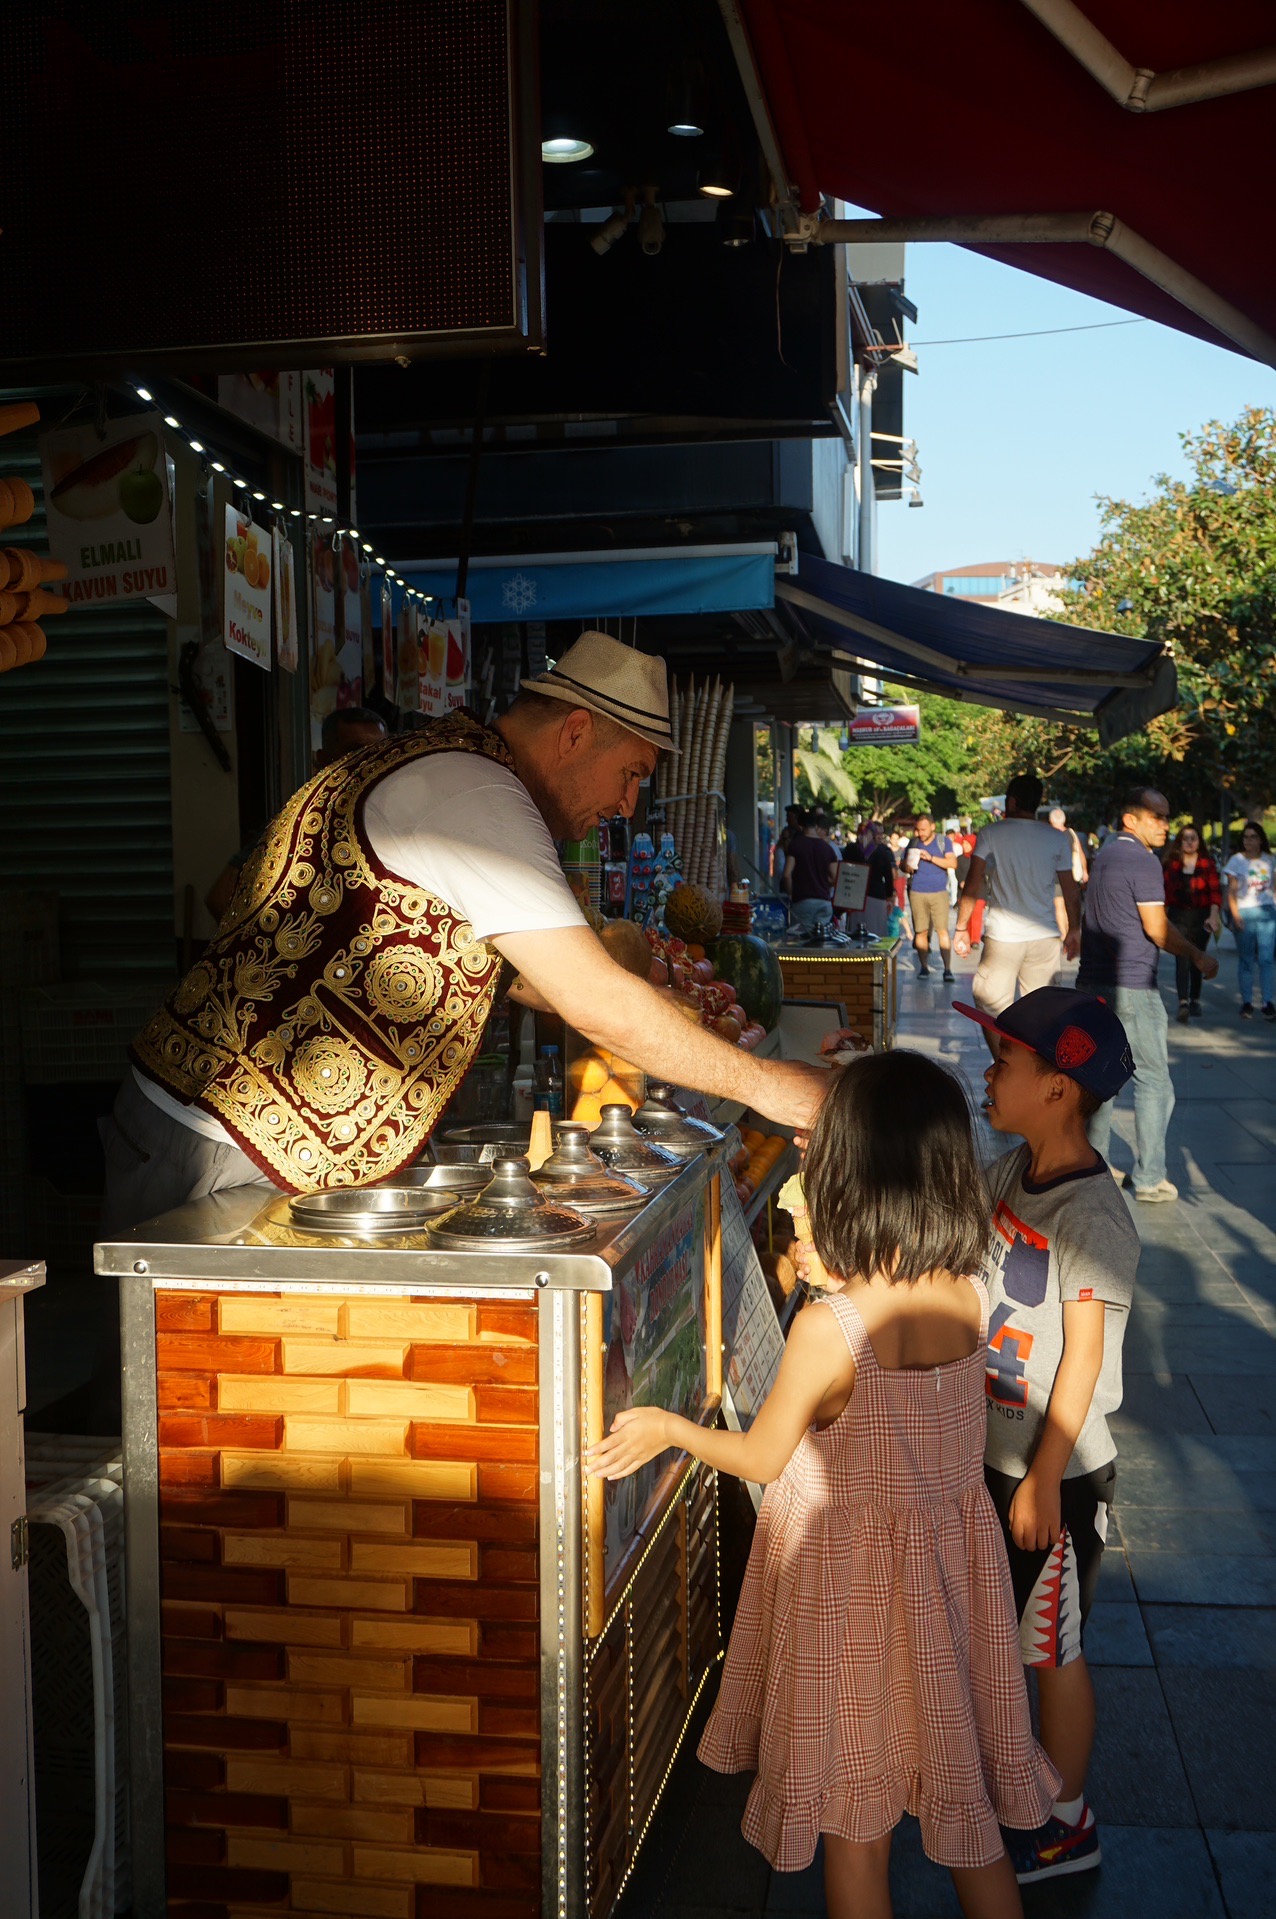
top-left (243, 550), bottom-right (260, 587)
top-left (257, 555), bottom-right (270, 590)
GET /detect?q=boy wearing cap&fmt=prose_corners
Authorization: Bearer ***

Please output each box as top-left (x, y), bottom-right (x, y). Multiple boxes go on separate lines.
top-left (956, 985), bottom-right (1140, 1885)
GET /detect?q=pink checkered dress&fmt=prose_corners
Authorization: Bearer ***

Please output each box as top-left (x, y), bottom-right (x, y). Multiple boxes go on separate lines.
top-left (699, 1281), bottom-right (1060, 1871)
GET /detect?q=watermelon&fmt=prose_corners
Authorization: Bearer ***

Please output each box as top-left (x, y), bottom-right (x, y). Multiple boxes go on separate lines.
top-left (708, 933), bottom-right (783, 1031)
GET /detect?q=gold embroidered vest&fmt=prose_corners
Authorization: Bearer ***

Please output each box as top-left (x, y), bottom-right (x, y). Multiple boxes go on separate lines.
top-left (132, 711), bottom-right (512, 1191)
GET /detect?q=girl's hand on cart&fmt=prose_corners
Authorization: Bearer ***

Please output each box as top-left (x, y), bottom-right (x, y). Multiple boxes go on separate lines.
top-left (585, 1406), bottom-right (671, 1479)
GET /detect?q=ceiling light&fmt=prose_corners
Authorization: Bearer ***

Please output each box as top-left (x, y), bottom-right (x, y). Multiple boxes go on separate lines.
top-left (542, 134), bottom-right (593, 164)
top-left (669, 120), bottom-right (704, 138)
top-left (721, 207), bottom-right (755, 248)
top-left (135, 386), bottom-right (153, 401)
top-left (698, 158), bottom-right (734, 198)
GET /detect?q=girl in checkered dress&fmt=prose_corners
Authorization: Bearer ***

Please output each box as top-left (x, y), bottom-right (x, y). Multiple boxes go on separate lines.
top-left (588, 1052), bottom-right (1059, 1919)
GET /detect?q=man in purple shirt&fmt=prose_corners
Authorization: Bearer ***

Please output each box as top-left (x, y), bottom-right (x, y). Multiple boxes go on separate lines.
top-left (783, 810), bottom-right (838, 932)
top-left (1078, 787), bottom-right (1218, 1201)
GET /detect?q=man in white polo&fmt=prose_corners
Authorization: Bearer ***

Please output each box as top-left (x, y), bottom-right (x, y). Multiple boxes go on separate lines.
top-left (953, 773), bottom-right (1081, 1052)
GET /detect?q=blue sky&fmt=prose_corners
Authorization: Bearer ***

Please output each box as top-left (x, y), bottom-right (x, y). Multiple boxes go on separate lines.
top-left (874, 243), bottom-right (1276, 586)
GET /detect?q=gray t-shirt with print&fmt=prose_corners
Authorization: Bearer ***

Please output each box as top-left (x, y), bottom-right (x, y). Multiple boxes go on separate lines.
top-left (982, 1143), bottom-right (1140, 1479)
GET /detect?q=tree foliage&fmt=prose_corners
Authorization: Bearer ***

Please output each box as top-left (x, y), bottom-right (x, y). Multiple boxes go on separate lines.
top-left (795, 694), bottom-right (996, 825)
top-left (980, 407), bottom-right (1276, 827)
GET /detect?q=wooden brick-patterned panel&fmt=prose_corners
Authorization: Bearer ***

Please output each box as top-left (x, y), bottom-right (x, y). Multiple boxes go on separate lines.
top-left (156, 1289), bottom-right (540, 1919)
top-left (778, 951), bottom-right (895, 1049)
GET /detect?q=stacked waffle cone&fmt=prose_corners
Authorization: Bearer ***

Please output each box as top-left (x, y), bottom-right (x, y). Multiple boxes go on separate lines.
top-left (655, 675), bottom-right (737, 894)
top-left (0, 402), bottom-right (70, 674)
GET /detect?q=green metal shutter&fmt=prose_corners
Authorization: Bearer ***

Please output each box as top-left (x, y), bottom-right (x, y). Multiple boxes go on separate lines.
top-left (0, 424), bottom-right (173, 981)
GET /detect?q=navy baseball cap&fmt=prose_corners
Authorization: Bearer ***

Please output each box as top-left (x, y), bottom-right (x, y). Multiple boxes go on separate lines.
top-left (955, 986), bottom-right (1135, 1101)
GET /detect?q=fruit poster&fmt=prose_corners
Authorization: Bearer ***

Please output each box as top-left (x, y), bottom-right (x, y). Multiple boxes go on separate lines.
top-left (381, 579), bottom-right (394, 694)
top-left (419, 614), bottom-right (448, 716)
top-left (223, 506), bottom-right (272, 671)
top-left (273, 524), bottom-right (298, 674)
top-left (339, 537), bottom-right (364, 706)
top-left (445, 600), bottom-right (471, 712)
top-left (40, 410), bottom-right (177, 605)
top-left (302, 369), bottom-right (357, 521)
top-left (360, 564), bottom-right (376, 697)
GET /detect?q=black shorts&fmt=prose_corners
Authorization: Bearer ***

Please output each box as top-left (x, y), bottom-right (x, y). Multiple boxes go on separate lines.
top-left (985, 1460), bottom-right (1116, 1669)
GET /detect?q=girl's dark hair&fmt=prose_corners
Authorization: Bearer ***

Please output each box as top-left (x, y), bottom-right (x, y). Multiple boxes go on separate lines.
top-left (1241, 819), bottom-right (1270, 852)
top-left (802, 1051), bottom-right (990, 1285)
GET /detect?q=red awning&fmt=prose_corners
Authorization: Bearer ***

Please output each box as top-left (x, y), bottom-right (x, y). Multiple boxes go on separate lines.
top-left (739, 0), bottom-right (1276, 360)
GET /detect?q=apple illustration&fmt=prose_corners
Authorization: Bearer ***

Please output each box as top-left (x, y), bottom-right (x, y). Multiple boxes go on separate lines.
top-left (120, 467), bottom-right (164, 523)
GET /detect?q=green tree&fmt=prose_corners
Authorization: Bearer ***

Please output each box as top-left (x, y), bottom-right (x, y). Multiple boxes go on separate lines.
top-left (794, 694), bottom-right (996, 825)
top-left (984, 406), bottom-right (1276, 827)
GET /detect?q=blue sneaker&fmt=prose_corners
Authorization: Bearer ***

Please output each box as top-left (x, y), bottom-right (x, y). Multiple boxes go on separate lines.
top-left (1006, 1802), bottom-right (1100, 1883)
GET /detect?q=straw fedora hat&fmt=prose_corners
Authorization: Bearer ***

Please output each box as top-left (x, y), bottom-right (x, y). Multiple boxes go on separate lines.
top-left (522, 631), bottom-right (677, 752)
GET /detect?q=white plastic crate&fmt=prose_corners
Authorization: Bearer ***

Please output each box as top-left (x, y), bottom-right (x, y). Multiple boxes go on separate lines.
top-left (17, 983), bottom-right (171, 1085)
top-left (25, 1439), bottom-right (128, 1919)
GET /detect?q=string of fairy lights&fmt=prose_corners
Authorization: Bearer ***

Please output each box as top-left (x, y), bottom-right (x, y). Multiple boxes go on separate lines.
top-left (129, 380), bottom-right (439, 607)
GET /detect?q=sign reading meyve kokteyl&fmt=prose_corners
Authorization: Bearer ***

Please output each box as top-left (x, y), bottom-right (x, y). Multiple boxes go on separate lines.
top-left (847, 704), bottom-right (921, 746)
top-left (40, 411), bottom-right (177, 605)
top-left (223, 505), bottom-right (272, 671)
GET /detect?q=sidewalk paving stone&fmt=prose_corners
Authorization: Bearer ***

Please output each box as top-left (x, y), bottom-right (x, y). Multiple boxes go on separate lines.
top-left (1144, 1605), bottom-right (1276, 1668)
top-left (1207, 1832), bottom-right (1276, 1919)
top-left (619, 940), bottom-right (1274, 1916)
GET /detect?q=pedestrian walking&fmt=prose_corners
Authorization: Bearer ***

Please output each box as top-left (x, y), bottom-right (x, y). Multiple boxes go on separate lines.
top-left (1163, 825), bottom-right (1222, 1021)
top-left (1224, 820), bottom-right (1276, 1021)
top-left (841, 819), bottom-right (896, 937)
top-left (1077, 787), bottom-right (1218, 1201)
top-left (954, 774), bottom-right (1080, 1050)
top-left (782, 808), bottom-right (838, 933)
top-left (905, 812), bottom-right (958, 980)
top-left (1047, 806), bottom-right (1089, 887)
top-left (588, 1051), bottom-right (1060, 1919)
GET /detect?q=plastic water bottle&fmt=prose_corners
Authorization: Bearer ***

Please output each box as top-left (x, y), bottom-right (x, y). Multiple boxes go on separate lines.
top-left (538, 1045), bottom-right (564, 1118)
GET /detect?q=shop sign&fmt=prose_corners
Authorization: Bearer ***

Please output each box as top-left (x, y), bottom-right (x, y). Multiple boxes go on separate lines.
top-left (223, 505), bottom-right (272, 671)
top-left (302, 369), bottom-right (357, 521)
top-left (217, 372), bottom-right (305, 453)
top-left (273, 524), bottom-right (298, 674)
top-left (718, 1178), bottom-right (785, 1510)
top-left (847, 704), bottom-right (921, 746)
top-left (40, 411), bottom-right (177, 605)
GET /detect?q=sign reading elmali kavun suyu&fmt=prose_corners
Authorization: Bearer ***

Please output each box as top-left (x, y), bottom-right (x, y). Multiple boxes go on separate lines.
top-left (40, 411), bottom-right (177, 605)
top-left (847, 704), bottom-right (921, 746)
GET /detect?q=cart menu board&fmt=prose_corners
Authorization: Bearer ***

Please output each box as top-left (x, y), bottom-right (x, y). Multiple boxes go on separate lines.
top-left (719, 1180), bottom-right (787, 1506)
top-left (602, 1189), bottom-right (708, 1585)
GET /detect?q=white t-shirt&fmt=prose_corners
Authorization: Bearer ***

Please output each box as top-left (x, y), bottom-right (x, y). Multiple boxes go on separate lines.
top-left (1224, 852), bottom-right (1276, 911)
top-left (974, 818), bottom-right (1073, 942)
top-left (136, 752), bottom-right (585, 1141)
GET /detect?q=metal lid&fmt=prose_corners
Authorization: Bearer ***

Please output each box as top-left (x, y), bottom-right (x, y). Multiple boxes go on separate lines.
top-left (288, 1187), bottom-right (442, 1234)
top-left (394, 1161), bottom-right (488, 1197)
top-left (437, 1121), bottom-right (569, 1164)
top-left (587, 1105), bottom-right (683, 1182)
top-left (630, 1083), bottom-right (722, 1156)
top-left (427, 1156), bottom-right (596, 1251)
top-left (533, 1125), bottom-right (647, 1213)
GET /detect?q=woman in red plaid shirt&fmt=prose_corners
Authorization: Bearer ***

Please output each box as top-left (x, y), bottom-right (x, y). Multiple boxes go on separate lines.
top-left (1162, 825), bottom-right (1222, 1021)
